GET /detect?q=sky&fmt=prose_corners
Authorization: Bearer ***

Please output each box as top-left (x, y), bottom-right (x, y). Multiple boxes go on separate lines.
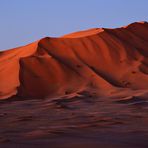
top-left (0, 0), bottom-right (148, 50)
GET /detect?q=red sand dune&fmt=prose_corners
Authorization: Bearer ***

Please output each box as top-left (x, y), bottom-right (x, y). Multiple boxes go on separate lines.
top-left (0, 21), bottom-right (148, 100)
top-left (0, 22), bottom-right (148, 148)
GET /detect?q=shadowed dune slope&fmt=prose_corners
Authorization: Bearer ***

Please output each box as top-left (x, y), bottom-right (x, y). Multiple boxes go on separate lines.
top-left (0, 21), bottom-right (148, 99)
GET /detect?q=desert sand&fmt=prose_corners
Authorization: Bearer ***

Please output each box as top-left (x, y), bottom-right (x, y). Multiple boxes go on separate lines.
top-left (0, 21), bottom-right (148, 148)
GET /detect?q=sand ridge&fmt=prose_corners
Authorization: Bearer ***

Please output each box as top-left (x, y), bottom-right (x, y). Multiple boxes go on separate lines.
top-left (0, 21), bottom-right (148, 100)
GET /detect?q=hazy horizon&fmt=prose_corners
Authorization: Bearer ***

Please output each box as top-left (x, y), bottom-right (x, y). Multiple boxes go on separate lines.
top-left (0, 0), bottom-right (148, 50)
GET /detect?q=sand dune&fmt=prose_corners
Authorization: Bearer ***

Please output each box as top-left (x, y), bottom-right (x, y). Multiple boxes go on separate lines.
top-left (0, 21), bottom-right (148, 100)
top-left (0, 22), bottom-right (148, 148)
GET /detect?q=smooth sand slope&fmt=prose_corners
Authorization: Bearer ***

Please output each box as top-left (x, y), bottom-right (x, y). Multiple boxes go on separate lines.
top-left (0, 21), bottom-right (148, 100)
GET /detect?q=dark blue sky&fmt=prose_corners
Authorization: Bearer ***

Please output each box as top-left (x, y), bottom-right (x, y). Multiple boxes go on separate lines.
top-left (0, 0), bottom-right (148, 50)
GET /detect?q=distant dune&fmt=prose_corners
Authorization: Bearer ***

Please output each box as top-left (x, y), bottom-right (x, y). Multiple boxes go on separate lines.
top-left (0, 21), bottom-right (148, 100)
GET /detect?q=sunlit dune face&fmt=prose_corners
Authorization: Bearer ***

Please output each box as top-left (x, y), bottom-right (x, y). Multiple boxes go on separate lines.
top-left (62, 28), bottom-right (104, 38)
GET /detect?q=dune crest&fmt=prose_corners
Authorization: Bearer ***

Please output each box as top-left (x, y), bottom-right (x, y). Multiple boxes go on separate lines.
top-left (0, 21), bottom-right (148, 100)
